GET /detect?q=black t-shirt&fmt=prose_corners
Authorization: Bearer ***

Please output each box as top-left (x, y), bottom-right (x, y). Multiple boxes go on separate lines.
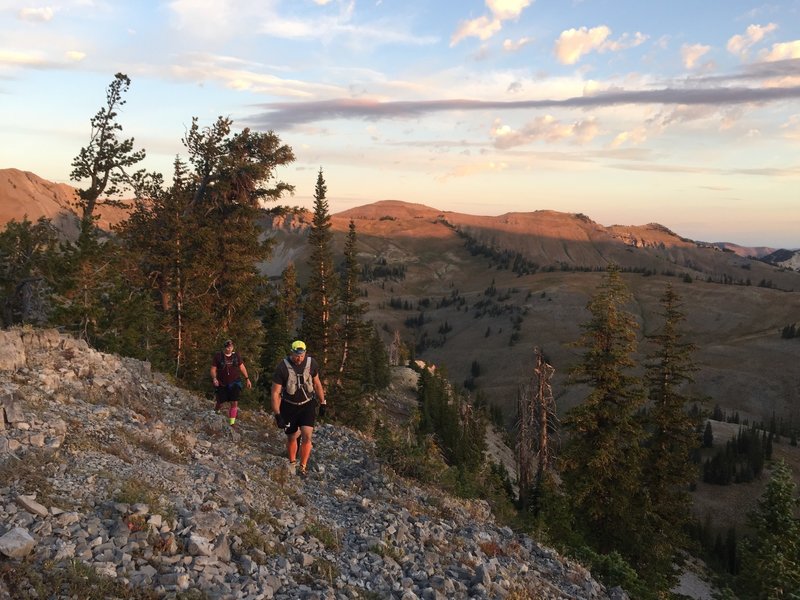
top-left (273, 355), bottom-right (319, 403)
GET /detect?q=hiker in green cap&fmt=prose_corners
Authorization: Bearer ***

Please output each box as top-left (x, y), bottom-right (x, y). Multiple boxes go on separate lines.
top-left (271, 340), bottom-right (327, 476)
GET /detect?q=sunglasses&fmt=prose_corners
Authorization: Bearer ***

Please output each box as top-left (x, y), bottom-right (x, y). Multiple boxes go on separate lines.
top-left (292, 349), bottom-right (306, 354)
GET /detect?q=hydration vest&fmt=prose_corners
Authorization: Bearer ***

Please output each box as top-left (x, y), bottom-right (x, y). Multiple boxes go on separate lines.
top-left (214, 351), bottom-right (242, 384)
top-left (283, 357), bottom-right (314, 401)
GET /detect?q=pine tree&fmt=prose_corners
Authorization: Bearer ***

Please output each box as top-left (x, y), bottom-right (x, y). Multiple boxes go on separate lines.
top-left (560, 265), bottom-right (649, 563)
top-left (300, 169), bottom-right (339, 380)
top-left (69, 73), bottom-right (146, 243)
top-left (119, 117), bottom-right (295, 386)
top-left (58, 73), bottom-right (151, 344)
top-left (642, 284), bottom-right (700, 585)
top-left (0, 217), bottom-right (60, 327)
top-left (703, 421), bottom-right (714, 448)
top-left (120, 162), bottom-right (201, 376)
top-left (738, 460), bottom-right (800, 597)
top-left (333, 219), bottom-right (373, 427)
top-left (260, 263), bottom-right (301, 390)
top-left (337, 220), bottom-right (368, 377)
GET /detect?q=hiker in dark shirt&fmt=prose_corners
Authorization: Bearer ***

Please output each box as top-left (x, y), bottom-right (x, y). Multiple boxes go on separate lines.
top-left (210, 339), bottom-right (251, 427)
top-left (271, 340), bottom-right (327, 477)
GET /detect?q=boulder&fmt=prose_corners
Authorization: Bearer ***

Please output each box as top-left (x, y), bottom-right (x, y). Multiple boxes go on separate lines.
top-left (0, 527), bottom-right (36, 558)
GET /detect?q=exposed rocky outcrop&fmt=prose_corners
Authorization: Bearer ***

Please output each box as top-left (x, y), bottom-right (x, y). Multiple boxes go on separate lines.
top-left (0, 328), bottom-right (627, 599)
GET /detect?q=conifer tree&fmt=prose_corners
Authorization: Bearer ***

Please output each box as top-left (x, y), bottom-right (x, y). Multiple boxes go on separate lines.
top-left (333, 219), bottom-right (374, 426)
top-left (260, 263), bottom-right (301, 393)
top-left (337, 220), bottom-right (366, 376)
top-left (59, 73), bottom-right (152, 344)
top-left (0, 217), bottom-right (60, 327)
top-left (738, 460), bottom-right (800, 597)
top-left (300, 169), bottom-right (339, 380)
top-left (364, 326), bottom-right (391, 390)
top-left (70, 73), bottom-right (146, 243)
top-left (560, 265), bottom-right (649, 562)
top-left (642, 284), bottom-right (700, 585)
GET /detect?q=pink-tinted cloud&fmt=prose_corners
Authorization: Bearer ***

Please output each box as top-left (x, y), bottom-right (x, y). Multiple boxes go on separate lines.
top-left (554, 26), bottom-right (647, 64)
top-left (761, 40), bottom-right (800, 61)
top-left (727, 23), bottom-right (778, 58)
top-left (681, 43), bottom-right (710, 69)
top-left (451, 0), bottom-right (532, 46)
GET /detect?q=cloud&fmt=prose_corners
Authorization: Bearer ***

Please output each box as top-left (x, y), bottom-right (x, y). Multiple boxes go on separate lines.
top-left (486, 0), bottom-right (532, 20)
top-left (18, 7), bottom-right (55, 22)
top-left (726, 23), bottom-right (777, 58)
top-left (451, 16), bottom-right (502, 46)
top-left (491, 115), bottom-right (599, 148)
top-left (168, 0), bottom-right (435, 47)
top-left (553, 27), bottom-right (648, 64)
top-left (601, 31), bottom-right (647, 53)
top-left (652, 104), bottom-right (719, 127)
top-left (248, 84), bottom-right (800, 128)
top-left (65, 50), bottom-right (85, 62)
top-left (170, 53), bottom-right (345, 98)
top-left (610, 126), bottom-right (648, 148)
top-left (681, 43), bottom-right (710, 69)
top-left (451, 0), bottom-right (532, 46)
top-left (554, 26), bottom-right (610, 64)
top-left (313, 0), bottom-right (334, 4)
top-left (761, 40), bottom-right (800, 61)
top-left (503, 36), bottom-right (532, 52)
top-left (0, 50), bottom-right (47, 67)
top-left (688, 58), bottom-right (800, 84)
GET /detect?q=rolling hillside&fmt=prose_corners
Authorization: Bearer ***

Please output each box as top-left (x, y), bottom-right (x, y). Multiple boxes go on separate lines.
top-left (262, 200), bottom-right (800, 429)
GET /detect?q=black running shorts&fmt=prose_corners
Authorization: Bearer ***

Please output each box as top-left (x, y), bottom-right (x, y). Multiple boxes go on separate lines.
top-left (280, 400), bottom-right (316, 435)
top-left (215, 382), bottom-right (242, 404)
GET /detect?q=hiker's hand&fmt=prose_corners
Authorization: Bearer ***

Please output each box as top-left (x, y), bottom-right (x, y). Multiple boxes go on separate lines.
top-left (318, 404), bottom-right (327, 418)
top-left (274, 413), bottom-right (287, 429)
top-left (245, 377), bottom-right (252, 389)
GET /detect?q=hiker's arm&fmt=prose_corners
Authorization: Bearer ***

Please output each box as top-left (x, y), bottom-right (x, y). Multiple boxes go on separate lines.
top-left (271, 382), bottom-right (282, 415)
top-left (313, 374), bottom-right (326, 405)
top-left (239, 362), bottom-right (251, 388)
top-left (210, 363), bottom-right (218, 387)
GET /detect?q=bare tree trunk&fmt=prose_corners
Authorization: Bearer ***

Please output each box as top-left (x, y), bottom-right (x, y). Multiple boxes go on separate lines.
top-left (516, 347), bottom-right (558, 511)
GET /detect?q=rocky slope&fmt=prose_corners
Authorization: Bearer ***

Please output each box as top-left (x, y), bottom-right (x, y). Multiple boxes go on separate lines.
top-left (0, 328), bottom-right (626, 600)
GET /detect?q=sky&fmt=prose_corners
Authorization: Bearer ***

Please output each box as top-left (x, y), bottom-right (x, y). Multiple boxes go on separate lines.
top-left (1, 0), bottom-right (799, 248)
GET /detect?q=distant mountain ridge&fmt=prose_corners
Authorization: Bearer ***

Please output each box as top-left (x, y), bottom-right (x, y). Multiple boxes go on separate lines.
top-left (1, 169), bottom-right (791, 262)
top-left (309, 199), bottom-right (799, 290)
top-left (0, 168), bottom-right (129, 239)
top-left (761, 248), bottom-right (800, 271)
top-left (710, 241), bottom-right (778, 259)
